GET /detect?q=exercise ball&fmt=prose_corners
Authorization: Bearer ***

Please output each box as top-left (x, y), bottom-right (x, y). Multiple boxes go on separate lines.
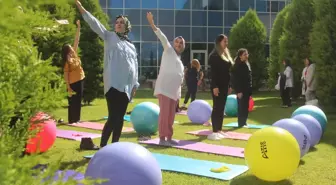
top-left (292, 114), bottom-right (322, 147)
top-left (131, 102), bottom-right (159, 135)
top-left (85, 142), bottom-right (162, 185)
top-left (248, 96), bottom-right (254, 112)
top-left (26, 112), bottom-right (57, 154)
top-left (225, 94), bottom-right (238, 117)
top-left (292, 105), bottom-right (327, 132)
top-left (245, 127), bottom-right (300, 182)
top-left (187, 100), bottom-right (212, 124)
top-left (273, 118), bottom-right (311, 157)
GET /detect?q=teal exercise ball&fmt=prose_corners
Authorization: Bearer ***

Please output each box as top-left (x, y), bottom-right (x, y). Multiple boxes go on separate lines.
top-left (131, 102), bottom-right (160, 135)
top-left (225, 94), bottom-right (238, 117)
top-left (292, 105), bottom-right (327, 132)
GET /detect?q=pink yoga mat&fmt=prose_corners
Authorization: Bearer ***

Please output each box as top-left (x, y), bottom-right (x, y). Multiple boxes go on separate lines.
top-left (176, 110), bottom-right (187, 115)
top-left (186, 129), bottom-right (251, 141)
top-left (139, 138), bottom-right (244, 158)
top-left (68, 122), bottom-right (134, 132)
top-left (56, 129), bottom-right (101, 141)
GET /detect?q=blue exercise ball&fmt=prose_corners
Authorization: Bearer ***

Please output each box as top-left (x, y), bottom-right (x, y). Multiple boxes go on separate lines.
top-left (292, 114), bottom-right (322, 147)
top-left (225, 94), bottom-right (238, 117)
top-left (85, 142), bottom-right (162, 185)
top-left (187, 100), bottom-right (212, 124)
top-left (292, 105), bottom-right (327, 132)
top-left (131, 102), bottom-right (160, 135)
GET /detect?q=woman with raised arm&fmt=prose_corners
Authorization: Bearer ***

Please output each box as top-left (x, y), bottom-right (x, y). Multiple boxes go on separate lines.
top-left (75, 0), bottom-right (139, 148)
top-left (147, 12), bottom-right (185, 146)
top-left (62, 20), bottom-right (85, 125)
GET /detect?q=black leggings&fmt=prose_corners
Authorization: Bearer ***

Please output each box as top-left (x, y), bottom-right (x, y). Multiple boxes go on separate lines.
top-left (184, 84), bottom-right (197, 104)
top-left (211, 88), bottom-right (228, 132)
top-left (281, 87), bottom-right (292, 106)
top-left (68, 79), bottom-right (84, 123)
top-left (100, 87), bottom-right (129, 147)
top-left (237, 92), bottom-right (250, 127)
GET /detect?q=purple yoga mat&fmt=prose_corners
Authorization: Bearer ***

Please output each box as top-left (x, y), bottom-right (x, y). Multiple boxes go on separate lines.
top-left (56, 129), bottom-right (101, 141)
top-left (176, 110), bottom-right (187, 115)
top-left (68, 122), bottom-right (134, 132)
top-left (139, 138), bottom-right (244, 158)
top-left (186, 129), bottom-right (251, 141)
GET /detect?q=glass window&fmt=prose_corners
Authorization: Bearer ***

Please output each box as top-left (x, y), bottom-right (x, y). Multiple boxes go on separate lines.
top-left (141, 43), bottom-right (158, 67)
top-left (240, 0), bottom-right (255, 11)
top-left (191, 43), bottom-right (207, 50)
top-left (208, 0), bottom-right (224, 10)
top-left (158, 10), bottom-right (174, 25)
top-left (208, 11), bottom-right (223, 26)
top-left (224, 0), bottom-right (238, 11)
top-left (129, 26), bottom-right (141, 42)
top-left (208, 27), bottom-right (223, 42)
top-left (181, 43), bottom-right (190, 66)
top-left (175, 0), bottom-right (190, 9)
top-left (192, 27), bottom-right (207, 42)
top-left (141, 26), bottom-right (158, 41)
top-left (99, 0), bottom-right (106, 8)
top-left (175, 10), bottom-right (190, 25)
top-left (192, 0), bottom-right (208, 10)
top-left (159, 0), bottom-right (174, 9)
top-left (207, 43), bottom-right (215, 55)
top-left (258, 13), bottom-right (270, 29)
top-left (108, 0), bottom-right (123, 8)
top-left (270, 1), bottom-right (279, 12)
top-left (279, 2), bottom-right (286, 11)
top-left (158, 44), bottom-right (163, 65)
top-left (107, 9), bottom-right (123, 25)
top-left (125, 0), bottom-right (140, 8)
top-left (142, 0), bottom-right (157, 9)
top-left (224, 12), bottom-right (239, 27)
top-left (175, 27), bottom-right (190, 42)
top-left (256, 0), bottom-right (267, 12)
top-left (159, 26), bottom-right (174, 41)
top-left (124, 9), bottom-right (140, 25)
top-left (224, 27), bottom-right (231, 36)
top-left (134, 42), bottom-right (141, 60)
top-left (142, 10), bottom-right (158, 26)
top-left (271, 13), bottom-right (277, 28)
top-left (192, 11), bottom-right (207, 26)
top-left (141, 67), bottom-right (157, 79)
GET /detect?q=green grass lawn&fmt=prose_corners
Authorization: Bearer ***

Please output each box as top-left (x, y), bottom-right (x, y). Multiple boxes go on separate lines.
top-left (38, 90), bottom-right (336, 185)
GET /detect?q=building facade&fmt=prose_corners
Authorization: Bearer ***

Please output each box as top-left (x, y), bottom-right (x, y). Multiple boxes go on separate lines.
top-left (98, 0), bottom-right (290, 79)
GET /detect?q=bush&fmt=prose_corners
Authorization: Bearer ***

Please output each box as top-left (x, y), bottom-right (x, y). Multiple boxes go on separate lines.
top-left (310, 0), bottom-right (336, 106)
top-left (229, 9), bottom-right (267, 90)
top-left (74, 0), bottom-right (110, 105)
top-left (268, 5), bottom-right (291, 88)
top-left (279, 0), bottom-right (315, 98)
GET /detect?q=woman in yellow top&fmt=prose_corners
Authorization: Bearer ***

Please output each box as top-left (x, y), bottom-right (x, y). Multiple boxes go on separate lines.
top-left (62, 20), bottom-right (85, 124)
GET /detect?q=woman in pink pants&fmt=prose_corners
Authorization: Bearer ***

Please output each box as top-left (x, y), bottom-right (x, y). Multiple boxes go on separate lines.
top-left (147, 12), bottom-right (185, 146)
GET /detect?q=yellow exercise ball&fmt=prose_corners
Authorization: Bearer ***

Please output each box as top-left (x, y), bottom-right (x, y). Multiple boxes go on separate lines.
top-left (244, 126), bottom-right (300, 182)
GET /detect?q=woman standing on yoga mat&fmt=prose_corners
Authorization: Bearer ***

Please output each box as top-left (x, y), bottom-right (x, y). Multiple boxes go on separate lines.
top-left (232, 48), bottom-right (252, 128)
top-left (62, 20), bottom-right (85, 125)
top-left (76, 0), bottom-right (139, 148)
top-left (147, 12), bottom-right (185, 146)
top-left (208, 34), bottom-right (234, 141)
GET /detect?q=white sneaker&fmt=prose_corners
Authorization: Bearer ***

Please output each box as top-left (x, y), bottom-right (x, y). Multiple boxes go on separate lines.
top-left (207, 133), bottom-right (222, 140)
top-left (218, 131), bottom-right (228, 138)
top-left (243, 125), bottom-right (249, 128)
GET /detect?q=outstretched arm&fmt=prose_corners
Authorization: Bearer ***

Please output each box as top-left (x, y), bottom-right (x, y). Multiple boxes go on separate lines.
top-left (146, 12), bottom-right (169, 50)
top-left (75, 0), bottom-right (107, 40)
top-left (73, 20), bottom-right (81, 53)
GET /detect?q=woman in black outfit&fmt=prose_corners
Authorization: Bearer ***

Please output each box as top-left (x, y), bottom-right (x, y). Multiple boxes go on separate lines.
top-left (208, 34), bottom-right (233, 141)
top-left (232, 48), bottom-right (252, 128)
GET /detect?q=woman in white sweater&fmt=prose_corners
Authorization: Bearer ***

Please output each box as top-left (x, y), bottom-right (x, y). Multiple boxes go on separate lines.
top-left (281, 59), bottom-right (294, 108)
top-left (304, 58), bottom-right (317, 102)
top-left (147, 12), bottom-right (185, 146)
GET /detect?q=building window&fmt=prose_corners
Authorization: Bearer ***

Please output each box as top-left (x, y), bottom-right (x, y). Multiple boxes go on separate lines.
top-left (256, 0), bottom-right (267, 12)
top-left (192, 11), bottom-right (207, 26)
top-left (125, 0), bottom-right (140, 8)
top-left (142, 10), bottom-right (158, 26)
top-left (224, 11), bottom-right (239, 27)
top-left (192, 0), bottom-right (208, 10)
top-left (268, 1), bottom-right (279, 12)
top-left (181, 43), bottom-right (191, 66)
top-left (141, 26), bottom-right (158, 41)
top-left (175, 0), bottom-right (190, 10)
top-left (258, 12), bottom-right (270, 29)
top-left (224, 0), bottom-right (239, 11)
top-left (208, 0), bottom-right (224, 10)
top-left (175, 27), bottom-right (191, 42)
top-left (159, 26), bottom-right (174, 41)
top-left (208, 11), bottom-right (223, 27)
top-left (141, 67), bottom-right (157, 79)
top-left (159, 0), bottom-right (174, 9)
top-left (158, 10), bottom-right (174, 25)
top-left (208, 27), bottom-right (223, 42)
top-left (175, 10), bottom-right (191, 25)
top-left (124, 9), bottom-right (141, 25)
top-left (224, 27), bottom-right (231, 36)
top-left (108, 0), bottom-right (123, 8)
top-left (240, 0), bottom-right (255, 11)
top-left (99, 0), bottom-right (106, 8)
top-left (107, 9), bottom-right (124, 25)
top-left (192, 27), bottom-right (207, 42)
top-left (141, 42), bottom-right (158, 67)
top-left (142, 0), bottom-right (158, 9)
top-left (279, 1), bottom-right (286, 11)
top-left (129, 26), bottom-right (141, 42)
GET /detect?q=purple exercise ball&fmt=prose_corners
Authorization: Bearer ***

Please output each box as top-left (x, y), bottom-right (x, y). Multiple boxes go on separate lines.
top-left (273, 118), bottom-right (311, 158)
top-left (292, 114), bottom-right (322, 147)
top-left (187, 100), bottom-right (212, 124)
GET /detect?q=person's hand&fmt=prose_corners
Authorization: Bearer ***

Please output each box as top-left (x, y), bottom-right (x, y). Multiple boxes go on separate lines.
top-left (213, 88), bottom-right (219, 96)
top-left (197, 80), bottom-right (202, 86)
top-left (75, 0), bottom-right (82, 6)
top-left (146, 12), bottom-right (154, 25)
top-left (228, 87), bottom-right (232, 94)
top-left (76, 20), bottom-right (80, 27)
top-left (67, 87), bottom-right (75, 97)
top-left (237, 92), bottom-right (243, 99)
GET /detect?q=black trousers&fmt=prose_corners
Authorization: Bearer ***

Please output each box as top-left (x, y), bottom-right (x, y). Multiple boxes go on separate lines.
top-left (281, 87), bottom-right (292, 106)
top-left (237, 92), bottom-right (250, 127)
top-left (211, 87), bottom-right (228, 132)
top-left (100, 87), bottom-right (129, 147)
top-left (184, 84), bottom-right (197, 104)
top-left (68, 79), bottom-right (84, 123)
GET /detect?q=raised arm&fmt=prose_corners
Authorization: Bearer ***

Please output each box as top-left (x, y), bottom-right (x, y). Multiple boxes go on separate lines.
top-left (146, 12), bottom-right (170, 50)
top-left (73, 20), bottom-right (81, 53)
top-left (76, 0), bottom-right (107, 40)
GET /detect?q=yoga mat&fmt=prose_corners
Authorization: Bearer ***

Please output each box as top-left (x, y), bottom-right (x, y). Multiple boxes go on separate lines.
top-left (83, 153), bottom-right (248, 180)
top-left (68, 122), bottom-right (134, 132)
top-left (139, 138), bottom-right (244, 158)
top-left (103, 115), bottom-right (131, 122)
top-left (186, 129), bottom-right (251, 140)
top-left (224, 122), bottom-right (270, 129)
top-left (56, 129), bottom-right (101, 141)
top-left (176, 110), bottom-right (187, 115)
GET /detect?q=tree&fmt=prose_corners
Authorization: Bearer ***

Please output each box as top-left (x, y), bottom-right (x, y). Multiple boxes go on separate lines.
top-left (229, 9), bottom-right (267, 90)
top-left (310, 0), bottom-right (336, 106)
top-left (268, 4), bottom-right (291, 88)
top-left (279, 0), bottom-right (315, 98)
top-left (74, 0), bottom-right (110, 105)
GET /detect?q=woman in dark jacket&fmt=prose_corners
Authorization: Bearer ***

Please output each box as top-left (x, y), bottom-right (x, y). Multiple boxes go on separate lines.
top-left (232, 48), bottom-right (252, 128)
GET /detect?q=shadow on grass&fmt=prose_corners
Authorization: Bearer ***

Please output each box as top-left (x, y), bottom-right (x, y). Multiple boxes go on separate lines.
top-left (87, 118), bottom-right (106, 123)
top-left (229, 175), bottom-right (293, 185)
top-left (59, 158), bottom-right (89, 170)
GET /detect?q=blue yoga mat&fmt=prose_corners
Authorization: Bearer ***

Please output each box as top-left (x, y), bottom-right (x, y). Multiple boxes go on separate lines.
top-left (83, 153), bottom-right (248, 180)
top-left (224, 122), bottom-right (270, 129)
top-left (103, 115), bottom-right (131, 122)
